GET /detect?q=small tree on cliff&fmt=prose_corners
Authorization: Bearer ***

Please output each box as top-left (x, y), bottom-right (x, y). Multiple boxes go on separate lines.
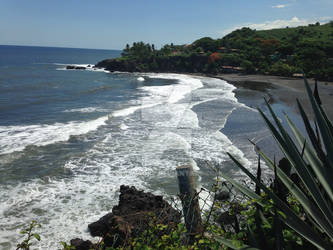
top-left (121, 43), bottom-right (131, 57)
top-left (124, 42), bottom-right (153, 60)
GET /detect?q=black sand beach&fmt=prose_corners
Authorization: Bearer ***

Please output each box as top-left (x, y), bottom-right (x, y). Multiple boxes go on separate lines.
top-left (213, 73), bottom-right (333, 163)
top-left (216, 74), bottom-right (333, 120)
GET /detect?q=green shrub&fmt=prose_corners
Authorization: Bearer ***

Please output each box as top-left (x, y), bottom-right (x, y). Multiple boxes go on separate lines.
top-left (16, 220), bottom-right (41, 250)
top-left (269, 61), bottom-right (294, 76)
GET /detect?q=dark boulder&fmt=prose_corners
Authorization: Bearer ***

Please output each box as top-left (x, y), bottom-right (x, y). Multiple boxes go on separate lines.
top-left (88, 213), bottom-right (114, 237)
top-left (79, 185), bottom-right (180, 248)
top-left (66, 65), bottom-right (86, 70)
top-left (70, 238), bottom-right (93, 250)
top-left (215, 191), bottom-right (230, 201)
top-left (217, 212), bottom-right (237, 226)
top-left (75, 66), bottom-right (86, 70)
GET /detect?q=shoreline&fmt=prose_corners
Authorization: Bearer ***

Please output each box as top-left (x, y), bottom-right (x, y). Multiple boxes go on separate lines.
top-left (71, 64), bottom-right (333, 119)
top-left (200, 73), bottom-right (333, 120)
top-left (95, 69), bottom-right (333, 119)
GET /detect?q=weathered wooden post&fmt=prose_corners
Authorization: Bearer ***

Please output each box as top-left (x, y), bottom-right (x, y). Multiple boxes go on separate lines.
top-left (176, 165), bottom-right (202, 242)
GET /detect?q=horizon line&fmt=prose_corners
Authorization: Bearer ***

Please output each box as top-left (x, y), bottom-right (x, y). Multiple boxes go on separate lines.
top-left (0, 44), bottom-right (122, 51)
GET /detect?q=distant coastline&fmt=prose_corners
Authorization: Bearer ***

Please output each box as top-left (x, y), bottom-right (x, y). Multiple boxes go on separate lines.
top-left (85, 56), bottom-right (333, 120)
top-left (67, 60), bottom-right (333, 120)
top-left (91, 22), bottom-right (333, 119)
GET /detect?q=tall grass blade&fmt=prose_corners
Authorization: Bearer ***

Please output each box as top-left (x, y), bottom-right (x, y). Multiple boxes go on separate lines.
top-left (273, 207), bottom-right (285, 250)
top-left (314, 80), bottom-right (322, 105)
top-left (297, 99), bottom-right (326, 162)
top-left (273, 162), bottom-right (285, 250)
top-left (254, 156), bottom-right (268, 249)
top-left (218, 172), bottom-right (262, 204)
top-left (255, 156), bottom-right (261, 195)
top-left (303, 76), bottom-right (333, 165)
top-left (319, 104), bottom-right (333, 137)
top-left (286, 114), bottom-right (333, 200)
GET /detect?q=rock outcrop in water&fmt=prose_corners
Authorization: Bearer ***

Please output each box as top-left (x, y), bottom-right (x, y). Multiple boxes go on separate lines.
top-left (66, 65), bottom-right (87, 70)
top-left (70, 185), bottom-right (181, 249)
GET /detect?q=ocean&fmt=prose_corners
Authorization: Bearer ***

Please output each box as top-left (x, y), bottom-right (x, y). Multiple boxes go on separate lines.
top-left (0, 45), bottom-right (276, 249)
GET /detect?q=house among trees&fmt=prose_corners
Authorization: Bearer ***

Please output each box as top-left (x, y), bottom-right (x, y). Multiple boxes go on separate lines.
top-left (221, 66), bottom-right (243, 73)
top-left (218, 47), bottom-right (227, 52)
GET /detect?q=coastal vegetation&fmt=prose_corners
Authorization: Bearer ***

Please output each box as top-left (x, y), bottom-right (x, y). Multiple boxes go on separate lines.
top-left (96, 22), bottom-right (333, 80)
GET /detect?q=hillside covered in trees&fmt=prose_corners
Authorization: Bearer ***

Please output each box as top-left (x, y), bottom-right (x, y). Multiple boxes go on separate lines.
top-left (96, 22), bottom-right (333, 80)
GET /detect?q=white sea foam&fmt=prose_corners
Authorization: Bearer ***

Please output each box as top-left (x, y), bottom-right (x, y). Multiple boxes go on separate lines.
top-left (0, 73), bottom-right (264, 249)
top-left (112, 103), bottom-right (161, 117)
top-left (137, 76), bottom-right (145, 81)
top-left (120, 123), bottom-right (129, 130)
top-left (63, 107), bottom-right (109, 113)
top-left (143, 73), bottom-right (204, 104)
top-left (117, 74), bottom-right (254, 171)
top-left (0, 160), bottom-right (147, 249)
top-left (111, 73), bottom-right (204, 119)
top-left (0, 116), bottom-right (109, 155)
top-left (130, 73), bottom-right (205, 129)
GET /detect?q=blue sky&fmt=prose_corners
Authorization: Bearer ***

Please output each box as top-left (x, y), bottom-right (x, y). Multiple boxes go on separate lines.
top-left (0, 0), bottom-right (332, 50)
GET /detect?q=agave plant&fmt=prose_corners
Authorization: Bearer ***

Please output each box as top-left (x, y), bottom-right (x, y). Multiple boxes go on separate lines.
top-left (218, 76), bottom-right (333, 249)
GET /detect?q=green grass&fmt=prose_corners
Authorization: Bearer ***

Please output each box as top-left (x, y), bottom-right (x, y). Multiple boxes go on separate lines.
top-left (256, 22), bottom-right (333, 43)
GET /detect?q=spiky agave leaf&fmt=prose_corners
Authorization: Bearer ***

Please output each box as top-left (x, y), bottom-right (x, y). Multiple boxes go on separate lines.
top-left (258, 103), bottom-right (333, 235)
top-left (285, 114), bottom-right (333, 201)
top-left (273, 160), bottom-right (285, 250)
top-left (296, 99), bottom-right (326, 162)
top-left (314, 80), bottom-right (322, 106)
top-left (227, 153), bottom-right (332, 250)
top-left (303, 76), bottom-right (333, 166)
top-left (251, 140), bottom-right (333, 235)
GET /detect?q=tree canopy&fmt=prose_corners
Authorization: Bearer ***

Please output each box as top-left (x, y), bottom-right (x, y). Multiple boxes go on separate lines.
top-left (112, 22), bottom-right (333, 80)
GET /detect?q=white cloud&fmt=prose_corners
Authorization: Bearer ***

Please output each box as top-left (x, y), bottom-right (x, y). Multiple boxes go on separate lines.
top-left (248, 16), bottom-right (307, 30)
top-left (319, 16), bottom-right (333, 22)
top-left (272, 4), bottom-right (287, 8)
top-left (221, 16), bottom-right (333, 35)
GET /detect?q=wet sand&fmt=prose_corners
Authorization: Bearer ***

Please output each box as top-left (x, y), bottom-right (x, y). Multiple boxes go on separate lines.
top-left (215, 74), bottom-right (333, 120)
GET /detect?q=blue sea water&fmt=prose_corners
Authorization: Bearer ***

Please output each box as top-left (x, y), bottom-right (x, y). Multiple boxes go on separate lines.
top-left (0, 45), bottom-right (272, 249)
